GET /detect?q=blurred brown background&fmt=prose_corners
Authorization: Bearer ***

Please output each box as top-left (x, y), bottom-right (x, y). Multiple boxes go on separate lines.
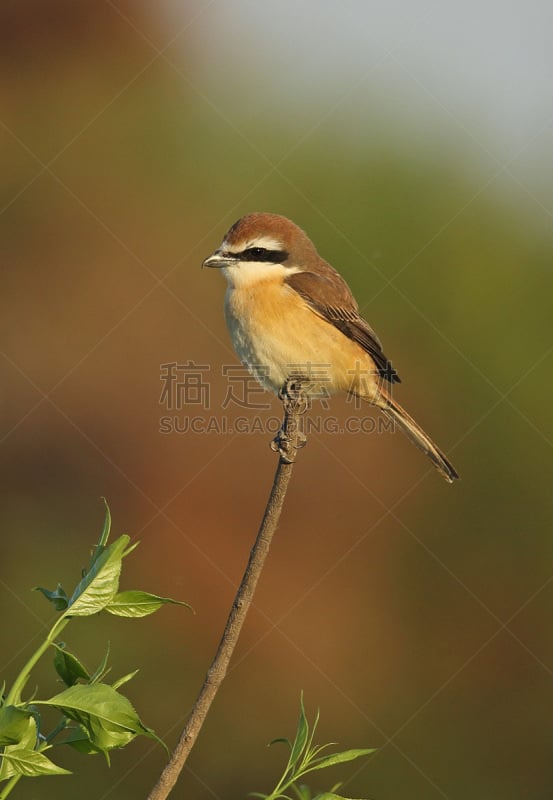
top-left (2, 1), bottom-right (553, 798)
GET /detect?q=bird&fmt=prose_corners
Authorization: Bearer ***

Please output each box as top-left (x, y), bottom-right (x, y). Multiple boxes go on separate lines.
top-left (203, 212), bottom-right (458, 483)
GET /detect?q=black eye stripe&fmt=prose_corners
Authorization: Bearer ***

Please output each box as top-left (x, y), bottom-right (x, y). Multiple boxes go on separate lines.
top-left (240, 246), bottom-right (289, 264)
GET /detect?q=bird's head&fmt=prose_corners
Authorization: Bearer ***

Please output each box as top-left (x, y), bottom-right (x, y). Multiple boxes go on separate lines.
top-left (202, 212), bottom-right (317, 286)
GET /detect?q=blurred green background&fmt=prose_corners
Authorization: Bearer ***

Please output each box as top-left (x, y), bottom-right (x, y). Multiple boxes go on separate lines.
top-left (2, 2), bottom-right (553, 798)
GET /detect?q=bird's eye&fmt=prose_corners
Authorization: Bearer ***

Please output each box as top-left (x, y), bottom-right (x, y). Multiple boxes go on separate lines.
top-left (248, 247), bottom-right (267, 258)
top-left (240, 246), bottom-right (289, 264)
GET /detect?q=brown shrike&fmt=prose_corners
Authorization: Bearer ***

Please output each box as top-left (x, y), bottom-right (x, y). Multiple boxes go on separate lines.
top-left (203, 212), bottom-right (458, 483)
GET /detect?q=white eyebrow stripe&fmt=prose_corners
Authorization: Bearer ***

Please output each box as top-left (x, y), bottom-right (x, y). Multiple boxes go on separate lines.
top-left (244, 235), bottom-right (283, 250)
top-left (222, 235), bottom-right (284, 253)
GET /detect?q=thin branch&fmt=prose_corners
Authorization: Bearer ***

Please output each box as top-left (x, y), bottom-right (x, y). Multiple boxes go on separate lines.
top-left (147, 381), bottom-right (307, 800)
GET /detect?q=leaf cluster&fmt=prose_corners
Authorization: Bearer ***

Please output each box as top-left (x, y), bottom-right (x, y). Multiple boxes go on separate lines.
top-left (253, 695), bottom-right (375, 800)
top-left (0, 501), bottom-right (190, 797)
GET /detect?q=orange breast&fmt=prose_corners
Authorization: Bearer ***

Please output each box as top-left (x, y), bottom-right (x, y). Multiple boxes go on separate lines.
top-left (225, 278), bottom-right (380, 398)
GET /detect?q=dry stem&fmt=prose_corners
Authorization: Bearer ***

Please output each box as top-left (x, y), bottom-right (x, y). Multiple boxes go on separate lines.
top-left (147, 381), bottom-right (307, 800)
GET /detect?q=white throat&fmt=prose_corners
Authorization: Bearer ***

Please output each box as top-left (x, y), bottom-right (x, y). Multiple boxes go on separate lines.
top-left (222, 261), bottom-right (301, 289)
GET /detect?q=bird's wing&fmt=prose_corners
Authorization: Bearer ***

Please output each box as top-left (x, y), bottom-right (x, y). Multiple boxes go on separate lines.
top-left (285, 269), bottom-right (400, 384)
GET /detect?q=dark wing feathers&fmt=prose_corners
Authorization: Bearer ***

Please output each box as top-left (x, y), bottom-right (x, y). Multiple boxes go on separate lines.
top-left (285, 269), bottom-right (400, 384)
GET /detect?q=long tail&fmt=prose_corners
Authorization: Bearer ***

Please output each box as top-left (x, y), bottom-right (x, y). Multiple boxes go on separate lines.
top-left (374, 393), bottom-right (459, 483)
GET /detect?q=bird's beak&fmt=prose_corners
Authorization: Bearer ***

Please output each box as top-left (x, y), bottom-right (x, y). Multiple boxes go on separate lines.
top-left (202, 250), bottom-right (238, 269)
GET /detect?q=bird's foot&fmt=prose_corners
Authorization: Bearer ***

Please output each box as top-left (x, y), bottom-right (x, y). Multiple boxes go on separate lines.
top-left (278, 378), bottom-right (310, 414)
top-left (270, 426), bottom-right (307, 463)
top-left (271, 379), bottom-right (309, 462)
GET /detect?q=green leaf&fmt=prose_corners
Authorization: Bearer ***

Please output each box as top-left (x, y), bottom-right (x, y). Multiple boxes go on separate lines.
top-left (105, 590), bottom-right (192, 618)
top-left (249, 795), bottom-right (294, 800)
top-left (304, 748), bottom-right (376, 774)
top-left (304, 710), bottom-right (323, 767)
top-left (288, 694), bottom-right (309, 770)
top-left (37, 683), bottom-right (166, 754)
top-left (270, 737), bottom-right (292, 749)
top-left (0, 708), bottom-right (38, 781)
top-left (33, 583), bottom-right (69, 611)
top-left (87, 499), bottom-right (113, 575)
top-left (62, 726), bottom-right (103, 757)
top-left (111, 670), bottom-right (139, 690)
top-left (313, 790), bottom-right (369, 800)
top-left (0, 748), bottom-right (70, 778)
top-left (53, 643), bottom-right (91, 687)
top-left (89, 642), bottom-right (111, 685)
top-left (67, 535), bottom-right (131, 616)
top-left (306, 742), bottom-right (336, 762)
top-left (0, 706), bottom-right (36, 747)
top-left (98, 498), bottom-right (112, 549)
top-left (313, 792), bottom-right (369, 800)
top-left (0, 759), bottom-right (16, 781)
